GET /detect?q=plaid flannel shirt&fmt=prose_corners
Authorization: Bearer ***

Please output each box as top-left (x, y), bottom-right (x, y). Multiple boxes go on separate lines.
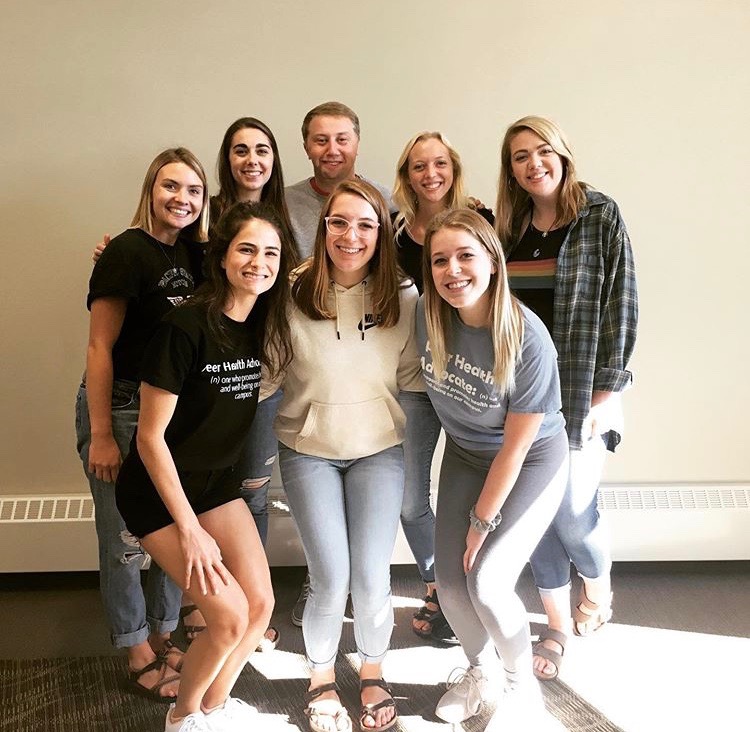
top-left (550, 188), bottom-right (638, 450)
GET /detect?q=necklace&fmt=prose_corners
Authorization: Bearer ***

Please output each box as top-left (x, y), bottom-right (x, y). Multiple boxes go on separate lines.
top-left (157, 242), bottom-right (177, 269)
top-left (529, 214), bottom-right (556, 238)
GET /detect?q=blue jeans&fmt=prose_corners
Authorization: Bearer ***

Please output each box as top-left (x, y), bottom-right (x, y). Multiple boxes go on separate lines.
top-left (235, 388), bottom-right (283, 546)
top-left (75, 381), bottom-right (181, 648)
top-left (278, 443), bottom-right (404, 669)
top-left (398, 390), bottom-right (441, 583)
top-left (529, 434), bottom-right (610, 590)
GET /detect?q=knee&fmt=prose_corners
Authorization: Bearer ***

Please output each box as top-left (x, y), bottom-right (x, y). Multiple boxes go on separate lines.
top-left (249, 592), bottom-right (274, 627)
top-left (210, 598), bottom-right (250, 648)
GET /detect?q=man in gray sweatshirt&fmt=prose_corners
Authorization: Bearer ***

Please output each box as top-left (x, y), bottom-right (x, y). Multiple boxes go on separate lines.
top-left (285, 101), bottom-right (392, 259)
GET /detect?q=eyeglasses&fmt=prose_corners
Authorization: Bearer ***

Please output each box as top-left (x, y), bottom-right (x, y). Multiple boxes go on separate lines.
top-left (324, 216), bottom-right (380, 236)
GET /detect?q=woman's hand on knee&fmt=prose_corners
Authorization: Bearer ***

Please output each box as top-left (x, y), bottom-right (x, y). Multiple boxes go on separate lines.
top-left (463, 528), bottom-right (488, 574)
top-left (178, 522), bottom-right (230, 596)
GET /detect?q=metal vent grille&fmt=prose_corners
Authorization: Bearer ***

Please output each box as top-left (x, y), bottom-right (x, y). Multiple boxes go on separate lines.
top-left (0, 494), bottom-right (95, 523)
top-left (598, 487), bottom-right (750, 511)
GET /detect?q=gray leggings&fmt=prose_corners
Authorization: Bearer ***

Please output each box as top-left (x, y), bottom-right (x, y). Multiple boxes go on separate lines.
top-left (435, 431), bottom-right (569, 677)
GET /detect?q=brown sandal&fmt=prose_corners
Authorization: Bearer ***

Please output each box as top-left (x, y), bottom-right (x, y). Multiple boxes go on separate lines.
top-left (179, 604), bottom-right (206, 643)
top-left (305, 682), bottom-right (352, 732)
top-left (359, 679), bottom-right (397, 732)
top-left (158, 639), bottom-right (184, 672)
top-left (126, 658), bottom-right (179, 703)
top-left (532, 628), bottom-right (567, 681)
top-left (573, 588), bottom-right (613, 636)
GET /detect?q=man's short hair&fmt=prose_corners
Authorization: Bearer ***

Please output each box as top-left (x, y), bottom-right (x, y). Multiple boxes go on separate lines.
top-left (301, 101), bottom-right (360, 141)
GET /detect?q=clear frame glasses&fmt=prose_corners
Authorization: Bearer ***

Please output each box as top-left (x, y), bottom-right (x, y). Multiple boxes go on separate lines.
top-left (324, 216), bottom-right (380, 237)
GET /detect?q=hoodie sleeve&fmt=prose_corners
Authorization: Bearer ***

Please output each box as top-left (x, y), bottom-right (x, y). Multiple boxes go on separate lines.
top-left (397, 284), bottom-right (426, 392)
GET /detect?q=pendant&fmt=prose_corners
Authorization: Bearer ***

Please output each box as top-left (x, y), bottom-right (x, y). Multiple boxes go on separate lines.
top-left (533, 248), bottom-right (541, 258)
top-left (542, 231), bottom-right (548, 238)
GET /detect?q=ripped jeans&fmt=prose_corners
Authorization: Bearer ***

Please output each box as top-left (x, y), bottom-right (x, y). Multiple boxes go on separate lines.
top-left (235, 388), bottom-right (283, 546)
top-left (75, 381), bottom-right (181, 649)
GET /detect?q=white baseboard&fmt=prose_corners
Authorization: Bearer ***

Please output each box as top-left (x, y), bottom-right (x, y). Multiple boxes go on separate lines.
top-left (1, 483), bottom-right (748, 572)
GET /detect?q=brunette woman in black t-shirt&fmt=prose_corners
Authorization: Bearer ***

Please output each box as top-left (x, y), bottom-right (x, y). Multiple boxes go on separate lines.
top-left (115, 202), bottom-right (293, 732)
top-left (76, 148), bottom-right (209, 701)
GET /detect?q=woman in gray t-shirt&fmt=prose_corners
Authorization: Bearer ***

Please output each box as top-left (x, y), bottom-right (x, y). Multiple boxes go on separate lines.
top-left (416, 209), bottom-right (568, 730)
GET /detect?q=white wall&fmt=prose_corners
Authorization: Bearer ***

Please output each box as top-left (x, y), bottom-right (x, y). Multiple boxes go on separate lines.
top-left (1, 0), bottom-right (748, 514)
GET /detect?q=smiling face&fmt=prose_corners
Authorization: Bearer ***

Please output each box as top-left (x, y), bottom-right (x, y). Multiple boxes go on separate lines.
top-left (408, 137), bottom-right (454, 208)
top-left (222, 219), bottom-right (281, 303)
top-left (228, 127), bottom-right (274, 202)
top-left (324, 192), bottom-right (379, 287)
top-left (429, 227), bottom-right (496, 326)
top-left (150, 162), bottom-right (204, 244)
top-left (304, 115), bottom-right (359, 189)
top-left (509, 129), bottom-right (565, 205)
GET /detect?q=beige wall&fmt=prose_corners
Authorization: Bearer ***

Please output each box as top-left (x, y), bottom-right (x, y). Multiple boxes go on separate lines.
top-left (1, 0), bottom-right (748, 500)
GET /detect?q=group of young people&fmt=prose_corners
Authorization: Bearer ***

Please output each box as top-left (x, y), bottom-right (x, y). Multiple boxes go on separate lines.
top-left (75, 101), bottom-right (638, 732)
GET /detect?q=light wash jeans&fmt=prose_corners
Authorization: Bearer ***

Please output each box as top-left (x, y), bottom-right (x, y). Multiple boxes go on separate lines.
top-left (75, 381), bottom-right (181, 648)
top-left (236, 388), bottom-right (283, 546)
top-left (529, 433), bottom-right (610, 590)
top-left (398, 390), bottom-right (442, 584)
top-left (435, 432), bottom-right (568, 677)
top-left (278, 443), bottom-right (404, 669)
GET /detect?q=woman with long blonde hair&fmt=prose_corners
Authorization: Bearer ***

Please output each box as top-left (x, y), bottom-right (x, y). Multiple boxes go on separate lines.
top-left (496, 115), bottom-right (638, 682)
top-left (418, 208), bottom-right (568, 730)
top-left (391, 131), bottom-right (493, 645)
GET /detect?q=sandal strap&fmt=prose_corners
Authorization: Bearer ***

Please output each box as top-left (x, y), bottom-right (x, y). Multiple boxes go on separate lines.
top-left (538, 629), bottom-right (567, 649)
top-left (360, 698), bottom-right (396, 714)
top-left (128, 658), bottom-right (163, 681)
top-left (306, 681), bottom-right (341, 703)
top-left (179, 604), bottom-right (198, 618)
top-left (360, 678), bottom-right (392, 694)
top-left (533, 643), bottom-right (563, 667)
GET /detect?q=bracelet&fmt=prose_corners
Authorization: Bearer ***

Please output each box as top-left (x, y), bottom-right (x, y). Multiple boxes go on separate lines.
top-left (469, 504), bottom-right (502, 534)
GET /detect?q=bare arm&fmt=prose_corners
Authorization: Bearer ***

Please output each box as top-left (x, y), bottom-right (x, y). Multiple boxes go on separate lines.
top-left (86, 297), bottom-right (127, 482)
top-left (463, 411), bottom-right (545, 573)
top-left (136, 383), bottom-right (230, 595)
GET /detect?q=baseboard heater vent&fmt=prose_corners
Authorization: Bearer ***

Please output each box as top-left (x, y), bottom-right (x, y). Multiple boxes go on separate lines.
top-left (598, 486), bottom-right (749, 511)
top-left (0, 494), bottom-right (95, 523)
top-left (1, 484), bottom-right (748, 570)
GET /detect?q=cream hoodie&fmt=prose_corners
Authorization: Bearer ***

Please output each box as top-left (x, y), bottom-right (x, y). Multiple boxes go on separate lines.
top-left (274, 278), bottom-right (423, 460)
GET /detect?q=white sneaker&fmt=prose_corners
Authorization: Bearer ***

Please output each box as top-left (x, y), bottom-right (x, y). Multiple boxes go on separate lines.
top-left (435, 666), bottom-right (491, 723)
top-left (485, 682), bottom-right (552, 732)
top-left (165, 704), bottom-right (211, 732)
top-left (203, 697), bottom-right (258, 731)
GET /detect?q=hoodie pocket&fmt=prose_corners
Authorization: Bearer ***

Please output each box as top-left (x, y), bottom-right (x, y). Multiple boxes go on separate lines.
top-left (295, 397), bottom-right (399, 459)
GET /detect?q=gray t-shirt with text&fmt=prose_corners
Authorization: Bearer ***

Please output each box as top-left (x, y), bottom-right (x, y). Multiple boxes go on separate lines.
top-left (416, 299), bottom-right (565, 451)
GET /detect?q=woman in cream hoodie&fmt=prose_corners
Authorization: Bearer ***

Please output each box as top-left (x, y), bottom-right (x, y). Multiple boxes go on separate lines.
top-left (276, 178), bottom-right (421, 732)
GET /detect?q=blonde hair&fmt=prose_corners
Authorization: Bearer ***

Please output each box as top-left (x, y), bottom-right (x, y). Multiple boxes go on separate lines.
top-left (292, 178), bottom-right (403, 328)
top-left (495, 116), bottom-right (586, 247)
top-left (423, 208), bottom-right (524, 395)
top-left (392, 131), bottom-right (467, 236)
top-left (131, 148), bottom-right (210, 242)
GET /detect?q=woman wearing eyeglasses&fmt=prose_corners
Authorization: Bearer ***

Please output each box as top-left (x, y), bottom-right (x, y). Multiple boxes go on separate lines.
top-left (275, 179), bottom-right (422, 732)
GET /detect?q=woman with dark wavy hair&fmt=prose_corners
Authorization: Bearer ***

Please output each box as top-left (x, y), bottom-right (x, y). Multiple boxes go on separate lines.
top-left (115, 201), bottom-right (293, 732)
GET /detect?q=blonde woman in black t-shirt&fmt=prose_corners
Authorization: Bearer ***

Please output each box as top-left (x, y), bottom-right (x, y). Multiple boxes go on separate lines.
top-left (115, 202), bottom-right (293, 732)
top-left (76, 148), bottom-right (209, 702)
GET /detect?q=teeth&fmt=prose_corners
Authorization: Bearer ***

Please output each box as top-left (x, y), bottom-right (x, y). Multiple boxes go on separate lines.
top-left (169, 209), bottom-right (189, 216)
top-left (447, 281), bottom-right (469, 290)
top-left (339, 247), bottom-right (360, 254)
top-left (423, 182), bottom-right (441, 189)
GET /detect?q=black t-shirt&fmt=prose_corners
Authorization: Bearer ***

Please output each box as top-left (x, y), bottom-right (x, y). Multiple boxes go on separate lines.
top-left (394, 207), bottom-right (495, 294)
top-left (87, 228), bottom-right (203, 381)
top-left (135, 303), bottom-right (263, 471)
top-left (506, 223), bottom-right (568, 333)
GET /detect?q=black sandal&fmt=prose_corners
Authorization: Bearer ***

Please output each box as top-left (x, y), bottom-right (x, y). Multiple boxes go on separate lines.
top-left (125, 658), bottom-right (179, 704)
top-left (359, 679), bottom-right (397, 732)
top-left (179, 604), bottom-right (206, 643)
top-left (412, 590), bottom-right (459, 646)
